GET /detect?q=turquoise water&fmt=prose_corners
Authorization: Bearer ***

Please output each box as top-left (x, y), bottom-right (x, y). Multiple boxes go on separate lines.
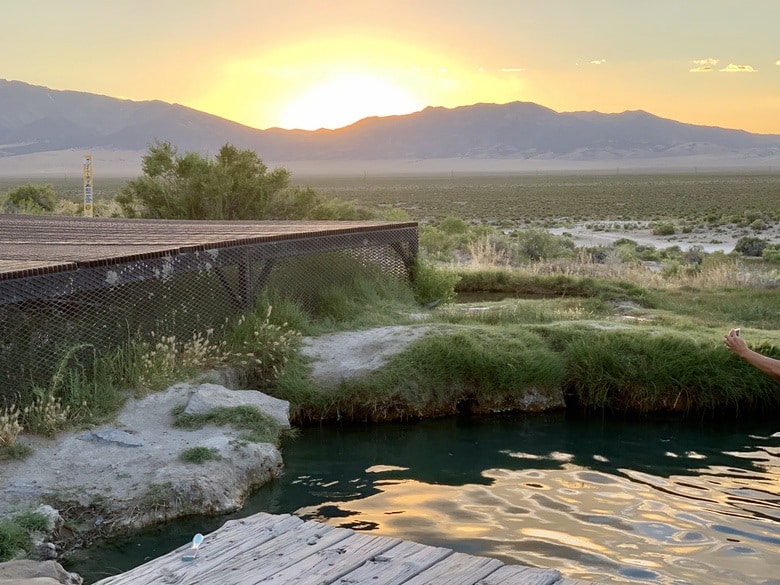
top-left (69, 413), bottom-right (780, 584)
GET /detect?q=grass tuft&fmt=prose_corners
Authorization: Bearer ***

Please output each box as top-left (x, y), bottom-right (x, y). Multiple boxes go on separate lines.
top-left (179, 446), bottom-right (223, 464)
top-left (172, 405), bottom-right (287, 444)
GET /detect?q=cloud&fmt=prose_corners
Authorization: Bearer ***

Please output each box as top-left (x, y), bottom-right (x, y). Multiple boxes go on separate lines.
top-left (776, 59), bottom-right (780, 66)
top-left (690, 58), bottom-right (718, 72)
top-left (719, 63), bottom-right (756, 73)
top-left (500, 67), bottom-right (524, 73)
top-left (589, 59), bottom-right (606, 65)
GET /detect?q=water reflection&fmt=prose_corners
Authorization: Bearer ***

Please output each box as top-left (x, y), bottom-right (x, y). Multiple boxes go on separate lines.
top-left (68, 413), bottom-right (780, 585)
top-left (287, 414), bottom-right (780, 585)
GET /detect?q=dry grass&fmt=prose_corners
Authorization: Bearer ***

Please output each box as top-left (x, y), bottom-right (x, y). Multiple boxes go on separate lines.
top-left (456, 247), bottom-right (778, 291)
top-left (0, 404), bottom-right (23, 447)
top-left (466, 237), bottom-right (510, 269)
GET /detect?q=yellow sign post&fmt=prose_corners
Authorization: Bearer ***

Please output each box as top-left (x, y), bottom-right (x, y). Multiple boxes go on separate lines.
top-left (83, 155), bottom-right (93, 217)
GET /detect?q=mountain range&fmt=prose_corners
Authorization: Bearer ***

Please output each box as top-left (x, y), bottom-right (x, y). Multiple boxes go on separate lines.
top-left (1, 78), bottom-right (779, 175)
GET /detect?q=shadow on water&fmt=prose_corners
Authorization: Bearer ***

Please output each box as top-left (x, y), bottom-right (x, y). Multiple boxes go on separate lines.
top-left (68, 412), bottom-right (780, 584)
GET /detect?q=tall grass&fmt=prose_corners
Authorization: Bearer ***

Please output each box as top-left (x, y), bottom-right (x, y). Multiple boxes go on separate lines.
top-left (562, 329), bottom-right (779, 414)
top-left (279, 325), bottom-right (566, 423)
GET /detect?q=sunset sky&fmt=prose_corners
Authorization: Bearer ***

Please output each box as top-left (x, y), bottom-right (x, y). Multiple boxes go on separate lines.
top-left (3, 1), bottom-right (779, 134)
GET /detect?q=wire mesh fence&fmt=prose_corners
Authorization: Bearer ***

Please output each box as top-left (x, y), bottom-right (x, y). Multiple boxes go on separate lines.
top-left (0, 218), bottom-right (418, 405)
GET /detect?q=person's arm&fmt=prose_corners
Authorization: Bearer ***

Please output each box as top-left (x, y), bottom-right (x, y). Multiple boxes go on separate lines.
top-left (724, 329), bottom-right (780, 379)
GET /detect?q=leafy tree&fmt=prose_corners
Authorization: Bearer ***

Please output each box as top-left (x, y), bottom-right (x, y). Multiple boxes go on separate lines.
top-left (3, 184), bottom-right (57, 213)
top-left (117, 141), bottom-right (292, 220)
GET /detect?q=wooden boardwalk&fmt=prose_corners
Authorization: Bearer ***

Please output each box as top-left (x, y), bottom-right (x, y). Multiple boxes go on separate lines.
top-left (0, 215), bottom-right (416, 280)
top-left (94, 512), bottom-right (594, 585)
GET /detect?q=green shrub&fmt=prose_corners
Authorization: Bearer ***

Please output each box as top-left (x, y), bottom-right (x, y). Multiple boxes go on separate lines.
top-left (222, 307), bottom-right (301, 389)
top-left (419, 226), bottom-right (462, 258)
top-left (734, 236), bottom-right (769, 257)
top-left (412, 260), bottom-right (460, 306)
top-left (652, 221), bottom-right (676, 236)
top-left (511, 228), bottom-right (575, 262)
top-left (0, 519), bottom-right (29, 561)
top-left (762, 245), bottom-right (780, 264)
top-left (0, 512), bottom-right (48, 561)
top-left (179, 446), bottom-right (223, 464)
top-left (438, 216), bottom-right (469, 234)
top-left (11, 512), bottom-right (49, 533)
top-left (0, 443), bottom-right (33, 460)
top-left (3, 184), bottom-right (57, 213)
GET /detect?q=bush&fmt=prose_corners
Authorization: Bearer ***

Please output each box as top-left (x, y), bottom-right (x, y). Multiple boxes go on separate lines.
top-left (652, 221), bottom-right (676, 236)
top-left (511, 228), bottom-right (575, 262)
top-left (412, 260), bottom-right (460, 306)
top-left (3, 184), bottom-right (57, 213)
top-left (222, 307), bottom-right (301, 389)
top-left (734, 236), bottom-right (769, 257)
top-left (762, 245), bottom-right (780, 264)
top-left (438, 216), bottom-right (469, 235)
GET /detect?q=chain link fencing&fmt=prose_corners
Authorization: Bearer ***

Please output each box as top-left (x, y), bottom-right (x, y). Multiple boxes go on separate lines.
top-left (0, 218), bottom-right (418, 405)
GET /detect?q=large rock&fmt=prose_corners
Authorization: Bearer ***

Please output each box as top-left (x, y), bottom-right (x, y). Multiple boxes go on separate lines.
top-left (300, 325), bottom-right (431, 388)
top-left (182, 383), bottom-right (290, 428)
top-left (0, 560), bottom-right (82, 584)
top-left (0, 383), bottom-right (287, 539)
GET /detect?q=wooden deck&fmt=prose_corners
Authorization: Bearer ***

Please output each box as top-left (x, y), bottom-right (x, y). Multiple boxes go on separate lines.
top-left (94, 512), bottom-right (593, 585)
top-left (0, 215), bottom-right (416, 280)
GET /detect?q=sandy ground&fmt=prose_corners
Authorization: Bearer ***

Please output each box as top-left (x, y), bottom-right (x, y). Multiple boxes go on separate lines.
top-left (550, 221), bottom-right (780, 253)
top-left (1, 149), bottom-right (779, 178)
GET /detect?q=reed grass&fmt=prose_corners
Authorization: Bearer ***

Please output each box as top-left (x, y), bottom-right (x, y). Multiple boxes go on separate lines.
top-left (562, 329), bottom-right (779, 414)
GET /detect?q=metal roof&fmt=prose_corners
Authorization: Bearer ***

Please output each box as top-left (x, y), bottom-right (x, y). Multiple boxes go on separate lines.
top-left (0, 215), bottom-right (417, 280)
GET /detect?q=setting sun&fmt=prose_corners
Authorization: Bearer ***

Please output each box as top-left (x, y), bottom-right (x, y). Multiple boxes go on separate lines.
top-left (278, 74), bottom-right (424, 130)
top-left (4, 2), bottom-right (778, 134)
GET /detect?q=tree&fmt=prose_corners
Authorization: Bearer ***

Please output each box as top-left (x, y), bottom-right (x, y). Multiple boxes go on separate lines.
top-left (117, 141), bottom-right (291, 220)
top-left (3, 183), bottom-right (57, 213)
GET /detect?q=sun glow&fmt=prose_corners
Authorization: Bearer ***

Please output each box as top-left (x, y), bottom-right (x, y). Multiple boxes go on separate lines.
top-left (278, 74), bottom-right (424, 130)
top-left (198, 37), bottom-right (529, 132)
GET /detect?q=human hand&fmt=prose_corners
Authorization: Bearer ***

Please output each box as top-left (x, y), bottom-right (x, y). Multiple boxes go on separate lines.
top-left (724, 328), bottom-right (749, 356)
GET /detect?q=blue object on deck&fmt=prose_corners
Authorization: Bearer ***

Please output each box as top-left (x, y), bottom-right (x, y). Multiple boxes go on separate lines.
top-left (182, 533), bottom-right (204, 561)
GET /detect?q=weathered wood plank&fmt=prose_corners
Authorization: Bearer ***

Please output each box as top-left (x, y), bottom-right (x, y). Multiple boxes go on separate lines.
top-left (188, 519), bottom-right (354, 584)
top-left (401, 551), bottom-right (504, 585)
top-left (261, 531), bottom-right (401, 584)
top-left (335, 539), bottom-right (454, 584)
top-left (476, 564), bottom-right (563, 585)
top-left (94, 512), bottom-right (605, 585)
top-left (95, 513), bottom-right (304, 585)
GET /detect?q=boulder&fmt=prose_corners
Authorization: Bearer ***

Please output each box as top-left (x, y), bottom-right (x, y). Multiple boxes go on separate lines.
top-left (182, 383), bottom-right (290, 428)
top-left (0, 560), bottom-right (82, 584)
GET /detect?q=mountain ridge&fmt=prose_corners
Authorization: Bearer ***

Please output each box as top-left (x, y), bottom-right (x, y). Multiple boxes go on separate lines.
top-left (1, 79), bottom-right (779, 171)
